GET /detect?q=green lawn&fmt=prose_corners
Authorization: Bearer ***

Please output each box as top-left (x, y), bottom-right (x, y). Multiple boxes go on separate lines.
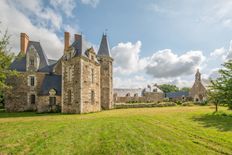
top-left (0, 106), bottom-right (232, 155)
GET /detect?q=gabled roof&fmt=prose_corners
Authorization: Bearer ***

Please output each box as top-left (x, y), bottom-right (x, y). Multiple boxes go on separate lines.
top-left (97, 34), bottom-right (111, 57)
top-left (10, 41), bottom-right (57, 73)
top-left (40, 74), bottom-right (61, 96)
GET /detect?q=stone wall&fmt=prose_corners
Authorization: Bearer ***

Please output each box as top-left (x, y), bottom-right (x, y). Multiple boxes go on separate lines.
top-left (61, 57), bottom-right (81, 113)
top-left (80, 58), bottom-right (101, 113)
top-left (98, 56), bottom-right (113, 109)
top-left (5, 72), bottom-right (46, 112)
top-left (37, 95), bottom-right (61, 113)
top-left (61, 56), bottom-right (101, 113)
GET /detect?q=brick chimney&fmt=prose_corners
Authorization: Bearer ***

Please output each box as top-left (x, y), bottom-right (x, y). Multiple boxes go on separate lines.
top-left (20, 33), bottom-right (29, 54)
top-left (74, 34), bottom-right (81, 41)
top-left (64, 32), bottom-right (70, 52)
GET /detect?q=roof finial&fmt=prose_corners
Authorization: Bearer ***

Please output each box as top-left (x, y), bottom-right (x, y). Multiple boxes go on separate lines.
top-left (104, 28), bottom-right (108, 35)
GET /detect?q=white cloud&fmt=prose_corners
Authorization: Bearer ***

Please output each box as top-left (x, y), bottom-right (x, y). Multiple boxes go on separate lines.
top-left (50, 0), bottom-right (76, 17)
top-left (111, 41), bottom-right (147, 74)
top-left (210, 47), bottom-right (225, 57)
top-left (145, 49), bottom-right (205, 78)
top-left (199, 1), bottom-right (232, 27)
top-left (210, 40), bottom-right (232, 61)
top-left (9, 0), bottom-right (63, 31)
top-left (0, 0), bottom-right (63, 59)
top-left (80, 0), bottom-right (99, 8)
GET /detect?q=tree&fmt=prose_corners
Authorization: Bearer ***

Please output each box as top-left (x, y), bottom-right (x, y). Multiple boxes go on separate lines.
top-left (181, 87), bottom-right (190, 92)
top-left (0, 29), bottom-right (17, 106)
top-left (159, 84), bottom-right (179, 93)
top-left (208, 60), bottom-right (232, 110)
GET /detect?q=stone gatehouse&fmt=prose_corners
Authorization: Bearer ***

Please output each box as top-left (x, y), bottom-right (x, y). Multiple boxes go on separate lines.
top-left (5, 32), bottom-right (113, 113)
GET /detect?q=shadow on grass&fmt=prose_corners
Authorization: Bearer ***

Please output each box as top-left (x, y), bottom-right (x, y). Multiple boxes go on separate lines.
top-left (0, 109), bottom-right (62, 118)
top-left (193, 112), bottom-right (232, 132)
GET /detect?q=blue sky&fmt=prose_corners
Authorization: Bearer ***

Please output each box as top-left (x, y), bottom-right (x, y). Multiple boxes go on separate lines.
top-left (1, 0), bottom-right (232, 88)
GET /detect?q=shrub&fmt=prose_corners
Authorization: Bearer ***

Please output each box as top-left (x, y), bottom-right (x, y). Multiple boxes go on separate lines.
top-left (163, 98), bottom-right (169, 102)
top-left (181, 102), bottom-right (195, 106)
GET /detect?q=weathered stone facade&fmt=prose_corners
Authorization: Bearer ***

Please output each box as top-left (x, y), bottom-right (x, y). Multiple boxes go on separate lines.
top-left (6, 32), bottom-right (113, 114)
top-left (189, 69), bottom-right (207, 102)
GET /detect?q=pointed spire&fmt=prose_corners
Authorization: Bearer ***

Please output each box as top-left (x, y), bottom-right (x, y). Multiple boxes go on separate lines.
top-left (97, 34), bottom-right (111, 57)
top-left (195, 68), bottom-right (201, 81)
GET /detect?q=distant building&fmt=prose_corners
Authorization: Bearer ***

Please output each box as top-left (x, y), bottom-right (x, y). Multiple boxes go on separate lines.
top-left (165, 91), bottom-right (189, 101)
top-left (189, 69), bottom-right (207, 102)
top-left (114, 84), bottom-right (164, 103)
top-left (5, 32), bottom-right (113, 113)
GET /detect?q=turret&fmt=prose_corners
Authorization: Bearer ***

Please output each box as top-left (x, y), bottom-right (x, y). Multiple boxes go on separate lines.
top-left (97, 34), bottom-right (113, 109)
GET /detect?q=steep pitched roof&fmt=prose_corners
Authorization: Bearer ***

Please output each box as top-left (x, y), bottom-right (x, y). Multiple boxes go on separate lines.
top-left (10, 41), bottom-right (56, 73)
top-left (10, 54), bottom-right (27, 71)
top-left (97, 34), bottom-right (111, 57)
top-left (40, 74), bottom-right (61, 96)
top-left (70, 35), bottom-right (90, 57)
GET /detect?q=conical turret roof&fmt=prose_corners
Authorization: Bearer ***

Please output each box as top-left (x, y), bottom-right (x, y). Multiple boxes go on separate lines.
top-left (97, 34), bottom-right (111, 57)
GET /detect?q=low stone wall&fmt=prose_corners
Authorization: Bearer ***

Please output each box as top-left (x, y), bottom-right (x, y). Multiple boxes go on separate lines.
top-left (114, 102), bottom-right (176, 109)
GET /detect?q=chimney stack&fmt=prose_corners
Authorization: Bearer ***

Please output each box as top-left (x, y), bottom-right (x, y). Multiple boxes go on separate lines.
top-left (20, 33), bottom-right (29, 54)
top-left (64, 32), bottom-right (70, 52)
top-left (74, 34), bottom-right (81, 41)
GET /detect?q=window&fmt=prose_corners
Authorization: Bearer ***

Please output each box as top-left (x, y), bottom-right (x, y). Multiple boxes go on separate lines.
top-left (91, 69), bottom-right (94, 83)
top-left (91, 90), bottom-right (95, 104)
top-left (30, 76), bottom-right (35, 86)
top-left (49, 97), bottom-right (56, 105)
top-left (30, 94), bottom-right (35, 104)
top-left (30, 59), bottom-right (34, 66)
top-left (68, 90), bottom-right (72, 103)
top-left (153, 89), bottom-right (157, 92)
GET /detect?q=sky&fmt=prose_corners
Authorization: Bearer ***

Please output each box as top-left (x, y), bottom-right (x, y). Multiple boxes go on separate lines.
top-left (0, 0), bottom-right (232, 88)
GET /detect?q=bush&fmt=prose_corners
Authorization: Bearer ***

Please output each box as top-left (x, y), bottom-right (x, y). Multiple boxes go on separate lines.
top-left (163, 98), bottom-right (169, 102)
top-left (175, 100), bottom-right (182, 105)
top-left (181, 102), bottom-right (195, 106)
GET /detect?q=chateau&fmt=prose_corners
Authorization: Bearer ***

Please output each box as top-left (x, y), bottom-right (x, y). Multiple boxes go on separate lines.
top-left (5, 32), bottom-right (113, 113)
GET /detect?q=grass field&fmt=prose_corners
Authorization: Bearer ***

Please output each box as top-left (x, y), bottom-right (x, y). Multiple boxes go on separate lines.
top-left (0, 106), bottom-right (232, 155)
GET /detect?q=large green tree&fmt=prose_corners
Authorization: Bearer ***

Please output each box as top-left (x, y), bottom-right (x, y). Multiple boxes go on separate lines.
top-left (0, 29), bottom-right (17, 107)
top-left (180, 87), bottom-right (190, 92)
top-left (208, 60), bottom-right (232, 110)
top-left (159, 84), bottom-right (179, 93)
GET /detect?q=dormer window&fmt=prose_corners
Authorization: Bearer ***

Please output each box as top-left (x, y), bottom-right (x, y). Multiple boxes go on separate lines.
top-left (30, 58), bottom-right (34, 66)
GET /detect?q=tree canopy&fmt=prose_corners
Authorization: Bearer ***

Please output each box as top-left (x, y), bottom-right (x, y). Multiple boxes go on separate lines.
top-left (208, 60), bottom-right (232, 110)
top-left (159, 84), bottom-right (179, 93)
top-left (0, 30), bottom-right (17, 92)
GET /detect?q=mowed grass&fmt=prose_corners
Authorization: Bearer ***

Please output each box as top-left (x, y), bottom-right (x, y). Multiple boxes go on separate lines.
top-left (0, 106), bottom-right (232, 155)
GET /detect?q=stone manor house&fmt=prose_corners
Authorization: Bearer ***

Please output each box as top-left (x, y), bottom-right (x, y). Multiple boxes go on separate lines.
top-left (6, 32), bottom-right (113, 113)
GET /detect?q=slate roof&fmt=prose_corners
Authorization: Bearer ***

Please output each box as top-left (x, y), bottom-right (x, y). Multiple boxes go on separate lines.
top-left (114, 88), bottom-right (143, 97)
top-left (165, 91), bottom-right (189, 98)
top-left (40, 74), bottom-right (61, 96)
top-left (97, 34), bottom-right (111, 57)
top-left (10, 41), bottom-right (57, 73)
top-left (70, 35), bottom-right (91, 57)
